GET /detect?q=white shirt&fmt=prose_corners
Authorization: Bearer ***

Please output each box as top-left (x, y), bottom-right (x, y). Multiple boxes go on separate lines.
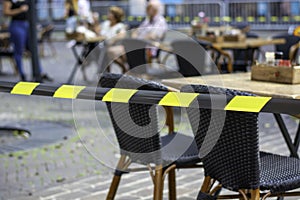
top-left (136, 15), bottom-right (168, 41)
top-left (77, 0), bottom-right (92, 22)
top-left (100, 20), bottom-right (126, 39)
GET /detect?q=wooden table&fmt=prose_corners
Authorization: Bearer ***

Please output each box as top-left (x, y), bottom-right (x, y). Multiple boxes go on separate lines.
top-left (211, 38), bottom-right (286, 50)
top-left (66, 36), bottom-right (106, 84)
top-left (0, 32), bottom-right (10, 40)
top-left (162, 72), bottom-right (300, 99)
top-left (162, 72), bottom-right (300, 157)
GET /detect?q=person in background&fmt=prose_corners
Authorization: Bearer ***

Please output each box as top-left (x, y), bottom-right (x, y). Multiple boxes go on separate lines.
top-left (64, 0), bottom-right (77, 33)
top-left (132, 0), bottom-right (167, 61)
top-left (99, 6), bottom-right (127, 72)
top-left (77, 0), bottom-right (93, 24)
top-left (132, 0), bottom-right (167, 42)
top-left (89, 12), bottom-right (101, 35)
top-left (3, 0), bottom-right (53, 81)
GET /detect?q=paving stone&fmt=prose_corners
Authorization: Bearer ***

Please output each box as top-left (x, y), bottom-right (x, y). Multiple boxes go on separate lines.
top-left (176, 186), bottom-right (198, 197)
top-left (75, 175), bottom-right (110, 186)
top-left (44, 190), bottom-right (88, 200)
top-left (115, 195), bottom-right (142, 200)
top-left (79, 193), bottom-right (108, 200)
top-left (30, 187), bottom-right (68, 198)
top-left (130, 187), bottom-right (153, 197)
top-left (81, 184), bottom-right (109, 194)
top-left (116, 178), bottom-right (153, 194)
top-left (177, 196), bottom-right (195, 200)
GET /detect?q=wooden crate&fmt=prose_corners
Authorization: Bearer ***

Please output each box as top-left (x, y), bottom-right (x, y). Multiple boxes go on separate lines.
top-left (223, 34), bottom-right (245, 42)
top-left (197, 35), bottom-right (223, 43)
top-left (251, 64), bottom-right (300, 84)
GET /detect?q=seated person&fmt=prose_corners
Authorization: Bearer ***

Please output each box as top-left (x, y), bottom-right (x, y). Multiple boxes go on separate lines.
top-left (75, 19), bottom-right (97, 39)
top-left (132, 0), bottom-right (168, 60)
top-left (89, 12), bottom-right (101, 35)
top-left (132, 0), bottom-right (167, 41)
top-left (98, 6), bottom-right (127, 72)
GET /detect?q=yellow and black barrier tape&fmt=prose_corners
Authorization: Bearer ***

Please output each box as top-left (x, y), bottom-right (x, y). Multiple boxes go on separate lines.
top-left (1, 81), bottom-right (300, 115)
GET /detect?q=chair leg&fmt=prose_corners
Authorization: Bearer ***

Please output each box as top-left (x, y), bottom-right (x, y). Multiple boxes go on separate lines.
top-left (106, 155), bottom-right (130, 200)
top-left (238, 189), bottom-right (248, 200)
top-left (146, 49), bottom-right (152, 64)
top-left (251, 189), bottom-right (260, 200)
top-left (106, 173), bottom-right (122, 200)
top-left (39, 43), bottom-right (45, 57)
top-left (48, 41), bottom-right (56, 56)
top-left (81, 66), bottom-right (88, 81)
top-left (168, 168), bottom-right (176, 200)
top-left (113, 58), bottom-right (127, 73)
top-left (154, 165), bottom-right (164, 200)
top-left (200, 176), bottom-right (212, 193)
top-left (106, 65), bottom-right (111, 73)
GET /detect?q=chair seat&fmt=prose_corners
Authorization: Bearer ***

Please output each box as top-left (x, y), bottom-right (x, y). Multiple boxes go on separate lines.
top-left (161, 132), bottom-right (201, 167)
top-left (260, 152), bottom-right (300, 194)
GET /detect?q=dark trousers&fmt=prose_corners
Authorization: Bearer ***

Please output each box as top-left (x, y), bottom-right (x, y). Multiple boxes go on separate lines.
top-left (9, 20), bottom-right (43, 77)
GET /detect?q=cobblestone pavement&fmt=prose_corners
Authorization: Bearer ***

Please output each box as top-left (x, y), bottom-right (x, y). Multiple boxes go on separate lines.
top-left (0, 34), bottom-right (299, 200)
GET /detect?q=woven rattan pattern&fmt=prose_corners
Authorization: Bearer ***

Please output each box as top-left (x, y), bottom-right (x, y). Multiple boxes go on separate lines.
top-left (183, 85), bottom-right (260, 191)
top-left (99, 73), bottom-right (168, 165)
top-left (260, 152), bottom-right (300, 194)
top-left (99, 73), bottom-right (201, 167)
top-left (184, 85), bottom-right (300, 195)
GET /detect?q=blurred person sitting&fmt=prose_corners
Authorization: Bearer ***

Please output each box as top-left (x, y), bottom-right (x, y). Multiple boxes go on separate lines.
top-left (132, 0), bottom-right (168, 61)
top-left (132, 0), bottom-right (167, 41)
top-left (89, 12), bottom-right (101, 35)
top-left (64, 0), bottom-right (78, 33)
top-left (98, 6), bottom-right (127, 73)
top-left (77, 0), bottom-right (93, 24)
top-left (75, 19), bottom-right (97, 39)
top-left (3, 0), bottom-right (53, 81)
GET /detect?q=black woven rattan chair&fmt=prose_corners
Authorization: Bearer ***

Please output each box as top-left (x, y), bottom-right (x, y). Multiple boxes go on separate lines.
top-left (289, 41), bottom-right (300, 64)
top-left (181, 85), bottom-right (300, 200)
top-left (0, 35), bottom-right (17, 75)
top-left (232, 32), bottom-right (259, 72)
top-left (99, 73), bottom-right (201, 200)
top-left (273, 33), bottom-right (300, 60)
top-left (38, 23), bottom-right (56, 57)
top-left (121, 38), bottom-right (149, 73)
top-left (171, 39), bottom-right (232, 77)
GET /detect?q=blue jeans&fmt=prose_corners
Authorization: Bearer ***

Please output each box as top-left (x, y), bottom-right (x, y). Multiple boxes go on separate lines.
top-left (9, 20), bottom-right (43, 77)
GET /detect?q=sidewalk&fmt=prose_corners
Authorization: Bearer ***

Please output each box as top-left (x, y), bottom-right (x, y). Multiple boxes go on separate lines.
top-left (0, 38), bottom-right (299, 200)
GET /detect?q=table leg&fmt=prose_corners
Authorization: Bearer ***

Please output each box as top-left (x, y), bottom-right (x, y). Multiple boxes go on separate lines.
top-left (67, 43), bottom-right (83, 84)
top-left (97, 44), bottom-right (107, 74)
top-left (273, 113), bottom-right (299, 158)
top-left (67, 62), bottom-right (80, 84)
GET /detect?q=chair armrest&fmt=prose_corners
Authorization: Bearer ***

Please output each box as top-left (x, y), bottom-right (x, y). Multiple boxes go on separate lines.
top-left (289, 42), bottom-right (300, 63)
top-left (213, 46), bottom-right (233, 73)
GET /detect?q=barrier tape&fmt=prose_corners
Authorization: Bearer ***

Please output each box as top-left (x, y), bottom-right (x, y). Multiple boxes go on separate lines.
top-left (0, 81), bottom-right (300, 115)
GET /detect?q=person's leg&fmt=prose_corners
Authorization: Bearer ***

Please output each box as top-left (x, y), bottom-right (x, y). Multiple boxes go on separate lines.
top-left (25, 24), bottom-right (53, 82)
top-left (9, 21), bottom-right (27, 80)
top-left (107, 45), bottom-right (127, 73)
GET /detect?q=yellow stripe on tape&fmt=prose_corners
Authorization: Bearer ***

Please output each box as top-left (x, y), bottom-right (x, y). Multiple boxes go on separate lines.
top-left (53, 85), bottom-right (86, 99)
top-left (159, 92), bottom-right (199, 107)
top-left (225, 96), bottom-right (271, 112)
top-left (11, 82), bottom-right (40, 95)
top-left (102, 88), bottom-right (137, 103)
